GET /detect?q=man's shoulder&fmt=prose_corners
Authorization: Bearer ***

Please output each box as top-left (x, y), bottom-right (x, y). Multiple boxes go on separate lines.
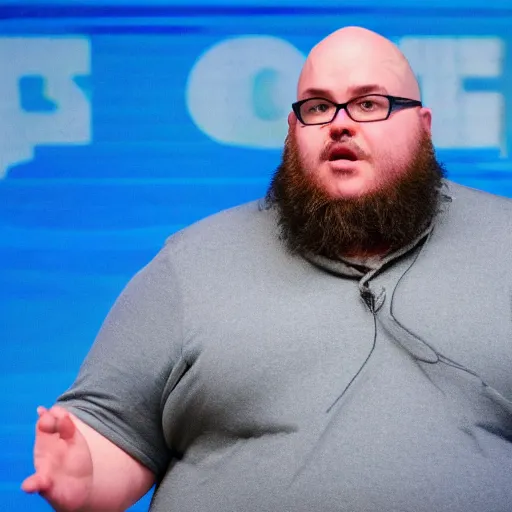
top-left (445, 180), bottom-right (512, 210)
top-left (444, 180), bottom-right (512, 223)
top-left (175, 198), bottom-right (270, 235)
top-left (438, 180), bottom-right (512, 251)
top-left (162, 199), bottom-right (277, 258)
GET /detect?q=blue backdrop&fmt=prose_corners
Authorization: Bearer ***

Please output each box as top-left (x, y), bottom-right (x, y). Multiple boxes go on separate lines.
top-left (2, 1), bottom-right (512, 510)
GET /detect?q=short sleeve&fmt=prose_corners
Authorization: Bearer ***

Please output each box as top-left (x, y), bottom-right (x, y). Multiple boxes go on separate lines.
top-left (58, 246), bottom-right (183, 477)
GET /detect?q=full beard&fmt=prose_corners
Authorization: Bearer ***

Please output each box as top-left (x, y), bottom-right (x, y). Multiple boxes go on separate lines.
top-left (266, 130), bottom-right (446, 259)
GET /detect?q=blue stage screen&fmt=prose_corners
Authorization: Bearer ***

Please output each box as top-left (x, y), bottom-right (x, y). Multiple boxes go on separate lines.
top-left (2, 2), bottom-right (512, 510)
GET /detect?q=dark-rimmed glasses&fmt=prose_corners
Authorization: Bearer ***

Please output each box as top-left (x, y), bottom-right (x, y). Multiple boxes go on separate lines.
top-left (292, 94), bottom-right (422, 125)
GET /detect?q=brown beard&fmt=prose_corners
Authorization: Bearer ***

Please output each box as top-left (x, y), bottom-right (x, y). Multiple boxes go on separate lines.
top-left (266, 130), bottom-right (445, 259)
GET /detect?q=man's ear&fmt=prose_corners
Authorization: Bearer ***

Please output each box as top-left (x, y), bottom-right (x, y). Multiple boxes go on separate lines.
top-left (419, 107), bottom-right (432, 135)
top-left (288, 111), bottom-right (297, 128)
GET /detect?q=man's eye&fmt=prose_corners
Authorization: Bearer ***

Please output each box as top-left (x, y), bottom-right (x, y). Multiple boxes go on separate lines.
top-left (359, 100), bottom-right (375, 111)
top-left (308, 103), bottom-right (330, 113)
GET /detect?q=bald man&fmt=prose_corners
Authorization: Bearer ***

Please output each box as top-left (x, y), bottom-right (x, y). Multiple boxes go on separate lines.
top-left (24, 27), bottom-right (512, 512)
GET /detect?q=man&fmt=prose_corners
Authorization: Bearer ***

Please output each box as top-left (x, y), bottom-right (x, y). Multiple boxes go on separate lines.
top-left (23, 26), bottom-right (512, 511)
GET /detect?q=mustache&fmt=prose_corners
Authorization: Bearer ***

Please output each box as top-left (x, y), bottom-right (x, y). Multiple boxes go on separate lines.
top-left (320, 140), bottom-right (368, 161)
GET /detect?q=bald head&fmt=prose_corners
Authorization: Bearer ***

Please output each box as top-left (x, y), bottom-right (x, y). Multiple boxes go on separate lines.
top-left (298, 26), bottom-right (420, 101)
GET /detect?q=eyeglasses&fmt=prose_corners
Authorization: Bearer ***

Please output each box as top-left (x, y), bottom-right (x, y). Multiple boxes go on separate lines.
top-left (292, 94), bottom-right (422, 125)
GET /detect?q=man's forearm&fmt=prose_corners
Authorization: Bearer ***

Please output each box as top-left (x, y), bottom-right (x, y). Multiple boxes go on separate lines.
top-left (71, 414), bottom-right (155, 512)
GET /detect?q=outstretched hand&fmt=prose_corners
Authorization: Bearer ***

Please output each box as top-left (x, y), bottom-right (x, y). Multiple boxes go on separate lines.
top-left (22, 405), bottom-right (94, 512)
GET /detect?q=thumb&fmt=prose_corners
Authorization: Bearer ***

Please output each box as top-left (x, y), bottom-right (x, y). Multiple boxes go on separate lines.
top-left (21, 473), bottom-right (52, 494)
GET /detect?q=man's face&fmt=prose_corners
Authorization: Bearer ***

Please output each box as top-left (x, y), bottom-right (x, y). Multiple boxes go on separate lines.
top-left (267, 29), bottom-right (445, 258)
top-left (291, 36), bottom-right (432, 200)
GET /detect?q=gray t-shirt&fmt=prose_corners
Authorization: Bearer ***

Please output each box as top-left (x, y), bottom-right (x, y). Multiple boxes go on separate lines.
top-left (59, 181), bottom-right (512, 511)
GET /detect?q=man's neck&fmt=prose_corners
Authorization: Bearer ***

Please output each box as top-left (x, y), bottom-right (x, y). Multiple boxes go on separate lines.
top-left (338, 244), bottom-right (391, 260)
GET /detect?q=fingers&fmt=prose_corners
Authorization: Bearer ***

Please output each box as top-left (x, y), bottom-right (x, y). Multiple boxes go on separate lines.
top-left (47, 405), bottom-right (71, 419)
top-left (25, 406), bottom-right (76, 499)
top-left (37, 405), bottom-right (70, 420)
top-left (37, 409), bottom-right (59, 434)
top-left (59, 414), bottom-right (76, 440)
top-left (21, 473), bottom-right (52, 494)
top-left (36, 405), bottom-right (76, 439)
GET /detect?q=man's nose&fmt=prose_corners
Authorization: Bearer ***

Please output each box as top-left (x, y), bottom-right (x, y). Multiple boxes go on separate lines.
top-left (328, 108), bottom-right (358, 139)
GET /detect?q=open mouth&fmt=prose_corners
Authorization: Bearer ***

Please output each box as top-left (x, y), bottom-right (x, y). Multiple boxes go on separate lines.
top-left (328, 147), bottom-right (358, 161)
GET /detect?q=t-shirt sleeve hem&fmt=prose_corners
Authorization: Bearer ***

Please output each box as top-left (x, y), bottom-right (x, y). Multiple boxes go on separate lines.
top-left (58, 402), bottom-right (166, 477)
